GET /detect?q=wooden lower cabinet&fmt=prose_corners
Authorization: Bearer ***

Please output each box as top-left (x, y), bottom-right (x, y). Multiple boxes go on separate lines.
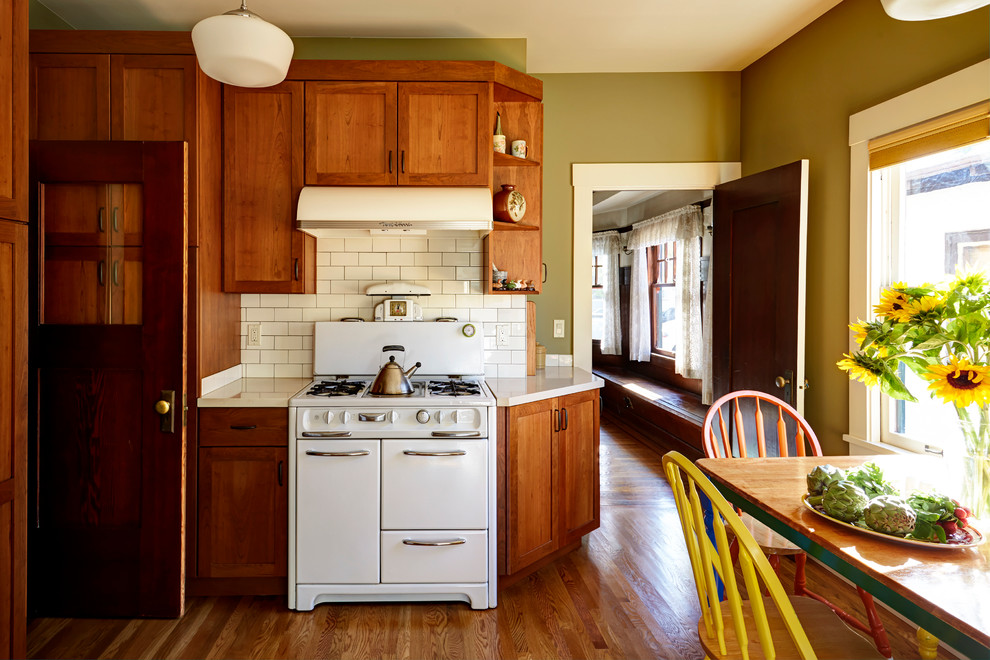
top-left (500, 388), bottom-right (600, 579)
top-left (195, 408), bottom-right (288, 592)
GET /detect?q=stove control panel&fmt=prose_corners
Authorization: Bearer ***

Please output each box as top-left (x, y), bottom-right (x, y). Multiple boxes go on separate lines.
top-left (297, 406), bottom-right (487, 438)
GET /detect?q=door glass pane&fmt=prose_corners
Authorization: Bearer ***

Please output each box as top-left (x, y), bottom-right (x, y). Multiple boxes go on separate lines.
top-left (655, 286), bottom-right (678, 353)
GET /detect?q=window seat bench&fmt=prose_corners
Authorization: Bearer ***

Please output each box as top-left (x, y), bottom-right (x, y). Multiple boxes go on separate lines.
top-left (593, 365), bottom-right (707, 461)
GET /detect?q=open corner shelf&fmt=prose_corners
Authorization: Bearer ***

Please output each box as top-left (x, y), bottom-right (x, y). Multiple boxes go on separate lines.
top-left (494, 152), bottom-right (540, 167)
top-left (492, 221), bottom-right (539, 231)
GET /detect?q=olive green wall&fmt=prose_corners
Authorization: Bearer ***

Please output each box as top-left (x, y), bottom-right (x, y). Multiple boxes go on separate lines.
top-left (30, 0), bottom-right (72, 29)
top-left (740, 0), bottom-right (989, 455)
top-left (534, 72), bottom-right (741, 353)
top-left (292, 38), bottom-right (526, 72)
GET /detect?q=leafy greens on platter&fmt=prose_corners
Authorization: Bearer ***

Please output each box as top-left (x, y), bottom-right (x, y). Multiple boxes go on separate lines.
top-left (804, 463), bottom-right (977, 545)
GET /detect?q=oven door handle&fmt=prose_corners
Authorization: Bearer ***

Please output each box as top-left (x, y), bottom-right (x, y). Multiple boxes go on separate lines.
top-left (305, 449), bottom-right (370, 457)
top-left (430, 431), bottom-right (481, 438)
top-left (301, 431), bottom-right (353, 438)
top-left (403, 449), bottom-right (467, 457)
top-left (402, 538), bottom-right (466, 547)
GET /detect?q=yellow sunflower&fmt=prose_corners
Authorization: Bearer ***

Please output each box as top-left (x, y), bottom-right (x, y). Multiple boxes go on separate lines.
top-left (921, 356), bottom-right (990, 407)
top-left (902, 295), bottom-right (943, 322)
top-left (849, 321), bottom-right (868, 346)
top-left (873, 283), bottom-right (913, 323)
top-left (837, 352), bottom-right (885, 388)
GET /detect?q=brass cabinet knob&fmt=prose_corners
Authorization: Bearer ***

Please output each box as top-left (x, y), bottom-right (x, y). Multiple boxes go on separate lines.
top-left (154, 400), bottom-right (171, 415)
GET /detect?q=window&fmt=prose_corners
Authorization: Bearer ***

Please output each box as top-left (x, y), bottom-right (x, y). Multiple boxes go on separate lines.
top-left (591, 255), bottom-right (606, 341)
top-left (648, 242), bottom-right (678, 355)
top-left (872, 138), bottom-right (990, 453)
top-left (847, 60), bottom-right (989, 455)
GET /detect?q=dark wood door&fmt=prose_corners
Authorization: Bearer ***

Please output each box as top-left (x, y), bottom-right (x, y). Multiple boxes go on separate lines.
top-left (712, 160), bottom-right (808, 412)
top-left (223, 82), bottom-right (313, 293)
top-left (506, 398), bottom-right (557, 574)
top-left (398, 82), bottom-right (491, 186)
top-left (0, 220), bottom-right (28, 659)
top-left (559, 389), bottom-right (600, 545)
top-left (305, 81), bottom-right (398, 186)
top-left (30, 141), bottom-right (187, 617)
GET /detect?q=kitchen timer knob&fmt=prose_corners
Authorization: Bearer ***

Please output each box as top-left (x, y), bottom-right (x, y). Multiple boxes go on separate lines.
top-left (416, 409), bottom-right (430, 424)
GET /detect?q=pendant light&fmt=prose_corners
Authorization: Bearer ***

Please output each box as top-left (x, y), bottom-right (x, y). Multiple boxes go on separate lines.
top-left (880, 0), bottom-right (990, 20)
top-left (191, 0), bottom-right (294, 88)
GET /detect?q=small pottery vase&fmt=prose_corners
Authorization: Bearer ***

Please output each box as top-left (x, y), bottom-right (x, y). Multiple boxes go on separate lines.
top-left (493, 184), bottom-right (526, 223)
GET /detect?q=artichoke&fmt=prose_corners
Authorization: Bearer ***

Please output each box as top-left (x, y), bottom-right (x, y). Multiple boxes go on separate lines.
top-left (822, 481), bottom-right (869, 522)
top-left (863, 495), bottom-right (916, 535)
top-left (807, 464), bottom-right (844, 496)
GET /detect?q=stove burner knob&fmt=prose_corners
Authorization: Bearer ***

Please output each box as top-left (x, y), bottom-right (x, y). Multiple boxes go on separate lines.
top-left (416, 409), bottom-right (430, 424)
top-left (340, 411), bottom-right (351, 424)
top-left (389, 410), bottom-right (399, 423)
top-left (324, 411), bottom-right (333, 424)
top-left (436, 410), bottom-right (445, 424)
top-left (450, 410), bottom-right (459, 423)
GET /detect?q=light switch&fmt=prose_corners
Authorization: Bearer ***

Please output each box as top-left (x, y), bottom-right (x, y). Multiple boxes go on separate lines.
top-left (553, 319), bottom-right (565, 338)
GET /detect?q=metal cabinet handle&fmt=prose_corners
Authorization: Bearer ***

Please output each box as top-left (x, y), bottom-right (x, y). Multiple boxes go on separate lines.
top-left (388, 150), bottom-right (393, 174)
top-left (98, 207), bottom-right (105, 232)
top-left (277, 460), bottom-right (283, 486)
top-left (400, 150), bottom-right (405, 174)
top-left (542, 262), bottom-right (548, 284)
top-left (359, 412), bottom-right (387, 422)
top-left (98, 260), bottom-right (105, 286)
top-left (302, 431), bottom-right (352, 437)
top-left (402, 538), bottom-right (466, 547)
top-left (430, 431), bottom-right (480, 438)
top-left (562, 408), bottom-right (569, 430)
top-left (230, 425), bottom-right (257, 430)
top-left (305, 449), bottom-right (370, 457)
top-left (294, 258), bottom-right (300, 281)
top-left (112, 207), bottom-right (120, 233)
top-left (403, 450), bottom-right (467, 457)
top-left (112, 260), bottom-right (119, 287)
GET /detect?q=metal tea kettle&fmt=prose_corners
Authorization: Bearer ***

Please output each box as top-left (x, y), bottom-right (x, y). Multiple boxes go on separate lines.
top-left (369, 345), bottom-right (422, 396)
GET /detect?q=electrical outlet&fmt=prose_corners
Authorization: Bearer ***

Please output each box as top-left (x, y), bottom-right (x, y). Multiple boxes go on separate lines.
top-left (496, 324), bottom-right (509, 347)
top-left (553, 319), bottom-right (565, 338)
top-left (247, 323), bottom-right (262, 347)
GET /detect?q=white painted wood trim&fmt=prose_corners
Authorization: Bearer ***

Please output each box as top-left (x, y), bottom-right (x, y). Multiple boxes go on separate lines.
top-left (846, 59), bottom-right (989, 452)
top-left (571, 162), bottom-right (742, 372)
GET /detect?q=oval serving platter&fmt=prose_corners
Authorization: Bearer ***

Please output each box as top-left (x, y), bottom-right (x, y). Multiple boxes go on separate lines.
top-left (801, 495), bottom-right (985, 550)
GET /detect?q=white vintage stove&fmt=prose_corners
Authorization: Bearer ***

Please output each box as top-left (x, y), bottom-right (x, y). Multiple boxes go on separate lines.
top-left (288, 322), bottom-right (497, 611)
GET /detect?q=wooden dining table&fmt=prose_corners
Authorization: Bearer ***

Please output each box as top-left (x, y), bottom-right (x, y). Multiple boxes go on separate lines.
top-left (696, 455), bottom-right (990, 659)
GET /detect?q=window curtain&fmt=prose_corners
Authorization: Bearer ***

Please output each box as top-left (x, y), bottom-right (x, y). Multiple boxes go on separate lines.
top-left (701, 204), bottom-right (713, 404)
top-left (626, 206), bottom-right (707, 394)
top-left (592, 231), bottom-right (622, 355)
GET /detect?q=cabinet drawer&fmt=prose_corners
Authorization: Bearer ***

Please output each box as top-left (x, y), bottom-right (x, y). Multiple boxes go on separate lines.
top-left (381, 439), bottom-right (487, 529)
top-left (381, 530), bottom-right (487, 583)
top-left (199, 407), bottom-right (287, 446)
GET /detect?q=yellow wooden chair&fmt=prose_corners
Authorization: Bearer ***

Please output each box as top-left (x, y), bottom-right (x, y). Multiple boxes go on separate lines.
top-left (703, 390), bottom-right (890, 657)
top-left (662, 451), bottom-right (885, 660)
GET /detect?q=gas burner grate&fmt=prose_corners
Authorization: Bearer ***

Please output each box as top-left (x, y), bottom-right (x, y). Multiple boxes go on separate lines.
top-left (307, 379), bottom-right (366, 397)
top-left (428, 379), bottom-right (482, 397)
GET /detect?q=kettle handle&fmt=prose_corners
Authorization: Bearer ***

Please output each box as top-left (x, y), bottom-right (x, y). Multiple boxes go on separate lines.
top-left (382, 344), bottom-right (405, 352)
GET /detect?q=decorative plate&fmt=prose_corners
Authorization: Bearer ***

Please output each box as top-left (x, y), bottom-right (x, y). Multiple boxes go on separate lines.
top-left (801, 495), bottom-right (985, 549)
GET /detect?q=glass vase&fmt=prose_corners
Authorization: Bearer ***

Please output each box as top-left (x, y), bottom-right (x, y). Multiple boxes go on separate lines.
top-left (956, 404), bottom-right (990, 521)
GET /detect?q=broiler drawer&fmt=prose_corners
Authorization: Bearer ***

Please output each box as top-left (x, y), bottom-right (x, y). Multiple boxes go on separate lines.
top-left (199, 407), bottom-right (288, 446)
top-left (381, 530), bottom-right (488, 583)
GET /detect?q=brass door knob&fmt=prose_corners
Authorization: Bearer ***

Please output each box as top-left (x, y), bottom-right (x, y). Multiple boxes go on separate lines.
top-left (774, 376), bottom-right (791, 389)
top-left (154, 400), bottom-right (171, 415)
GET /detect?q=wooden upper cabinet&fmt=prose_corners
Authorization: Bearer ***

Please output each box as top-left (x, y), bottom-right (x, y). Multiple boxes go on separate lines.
top-left (29, 54), bottom-right (111, 140)
top-left (223, 82), bottom-right (314, 294)
top-left (305, 81), bottom-right (398, 185)
top-left (305, 80), bottom-right (491, 187)
top-left (0, 0), bottom-right (27, 224)
top-left (399, 82), bottom-right (491, 186)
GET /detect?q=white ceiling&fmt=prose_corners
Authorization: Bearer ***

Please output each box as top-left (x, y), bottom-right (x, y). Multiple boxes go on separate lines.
top-left (36, 0), bottom-right (845, 73)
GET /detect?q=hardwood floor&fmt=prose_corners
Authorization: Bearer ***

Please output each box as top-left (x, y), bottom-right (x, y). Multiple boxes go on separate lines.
top-left (27, 417), bottom-right (956, 659)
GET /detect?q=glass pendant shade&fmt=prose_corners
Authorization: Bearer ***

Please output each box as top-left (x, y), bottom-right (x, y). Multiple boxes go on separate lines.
top-left (191, 4), bottom-right (293, 88)
top-left (880, 0), bottom-right (990, 20)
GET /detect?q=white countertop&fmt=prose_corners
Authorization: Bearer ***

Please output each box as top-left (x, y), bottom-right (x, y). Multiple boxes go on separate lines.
top-left (486, 367), bottom-right (603, 407)
top-left (198, 377), bottom-right (310, 408)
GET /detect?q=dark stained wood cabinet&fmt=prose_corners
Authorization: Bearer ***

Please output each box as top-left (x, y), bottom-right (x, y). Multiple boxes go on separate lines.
top-left (222, 82), bottom-right (315, 294)
top-left (305, 81), bottom-right (491, 187)
top-left (0, 220), bottom-right (28, 659)
top-left (196, 408), bottom-right (287, 589)
top-left (500, 388), bottom-right (600, 580)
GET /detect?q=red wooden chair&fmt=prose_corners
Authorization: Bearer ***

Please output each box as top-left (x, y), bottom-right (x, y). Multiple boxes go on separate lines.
top-left (702, 390), bottom-right (891, 658)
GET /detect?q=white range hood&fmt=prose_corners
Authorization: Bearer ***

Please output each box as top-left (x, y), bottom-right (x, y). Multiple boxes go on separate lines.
top-left (296, 186), bottom-right (493, 237)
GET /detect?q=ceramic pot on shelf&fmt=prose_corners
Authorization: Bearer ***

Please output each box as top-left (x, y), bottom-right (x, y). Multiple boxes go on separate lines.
top-left (493, 184), bottom-right (526, 223)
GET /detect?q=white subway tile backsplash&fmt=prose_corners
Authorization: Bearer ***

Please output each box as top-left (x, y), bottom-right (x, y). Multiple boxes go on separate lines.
top-left (238, 237), bottom-right (536, 375)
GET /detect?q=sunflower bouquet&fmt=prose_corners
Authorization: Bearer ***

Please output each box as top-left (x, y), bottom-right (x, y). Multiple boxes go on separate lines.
top-left (838, 271), bottom-right (990, 518)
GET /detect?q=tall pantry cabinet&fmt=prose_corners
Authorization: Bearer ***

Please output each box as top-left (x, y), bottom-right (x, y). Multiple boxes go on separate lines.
top-left (0, 0), bottom-right (28, 656)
